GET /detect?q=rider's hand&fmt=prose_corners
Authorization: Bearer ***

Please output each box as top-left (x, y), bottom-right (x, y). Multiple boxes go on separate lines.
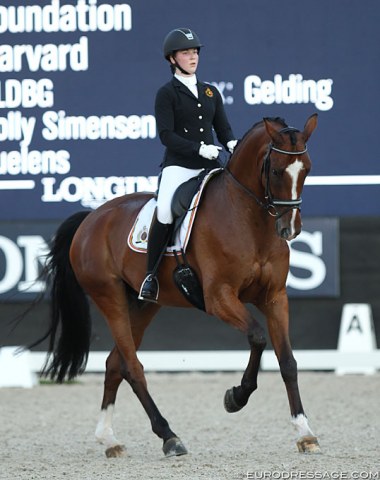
top-left (227, 140), bottom-right (238, 154)
top-left (199, 144), bottom-right (222, 160)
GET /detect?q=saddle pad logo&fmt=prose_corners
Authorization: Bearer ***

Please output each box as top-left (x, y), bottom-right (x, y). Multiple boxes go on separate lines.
top-left (135, 226), bottom-right (148, 245)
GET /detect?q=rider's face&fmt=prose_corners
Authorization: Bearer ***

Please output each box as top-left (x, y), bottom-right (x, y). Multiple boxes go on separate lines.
top-left (171, 48), bottom-right (199, 75)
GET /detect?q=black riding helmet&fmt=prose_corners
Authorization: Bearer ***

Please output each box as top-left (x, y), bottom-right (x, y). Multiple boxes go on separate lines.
top-left (163, 28), bottom-right (203, 61)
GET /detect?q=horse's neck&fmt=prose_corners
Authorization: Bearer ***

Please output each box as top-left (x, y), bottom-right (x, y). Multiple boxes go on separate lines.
top-left (214, 170), bottom-right (277, 247)
top-left (227, 129), bottom-right (266, 197)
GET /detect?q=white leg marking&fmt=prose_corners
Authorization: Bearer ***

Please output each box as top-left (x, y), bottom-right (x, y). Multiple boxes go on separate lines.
top-left (95, 405), bottom-right (121, 448)
top-left (285, 159), bottom-right (304, 237)
top-left (291, 413), bottom-right (315, 437)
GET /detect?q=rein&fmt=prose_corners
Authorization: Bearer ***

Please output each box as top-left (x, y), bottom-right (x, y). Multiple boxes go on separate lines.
top-left (225, 128), bottom-right (308, 219)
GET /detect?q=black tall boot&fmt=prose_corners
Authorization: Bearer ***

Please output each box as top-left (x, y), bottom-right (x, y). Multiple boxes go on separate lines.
top-left (138, 216), bottom-right (172, 303)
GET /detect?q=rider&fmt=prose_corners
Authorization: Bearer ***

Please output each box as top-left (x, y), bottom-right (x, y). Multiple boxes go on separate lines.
top-left (138, 27), bottom-right (238, 303)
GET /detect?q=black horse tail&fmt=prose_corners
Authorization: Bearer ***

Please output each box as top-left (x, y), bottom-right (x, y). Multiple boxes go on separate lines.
top-left (31, 211), bottom-right (92, 383)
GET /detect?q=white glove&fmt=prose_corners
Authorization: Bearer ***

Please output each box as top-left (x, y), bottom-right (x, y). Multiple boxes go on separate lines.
top-left (199, 144), bottom-right (222, 160)
top-left (227, 140), bottom-right (238, 154)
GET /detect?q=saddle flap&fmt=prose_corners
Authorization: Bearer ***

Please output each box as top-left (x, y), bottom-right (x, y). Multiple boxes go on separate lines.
top-left (171, 169), bottom-right (209, 219)
top-left (127, 167), bottom-right (223, 254)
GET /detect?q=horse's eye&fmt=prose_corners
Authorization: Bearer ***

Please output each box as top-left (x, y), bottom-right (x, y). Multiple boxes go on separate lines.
top-left (272, 169), bottom-right (280, 176)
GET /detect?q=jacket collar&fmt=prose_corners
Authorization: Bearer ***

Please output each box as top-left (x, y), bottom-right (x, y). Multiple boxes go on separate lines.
top-left (172, 76), bottom-right (207, 100)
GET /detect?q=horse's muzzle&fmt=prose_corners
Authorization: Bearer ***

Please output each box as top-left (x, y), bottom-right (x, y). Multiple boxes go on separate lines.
top-left (275, 214), bottom-right (301, 240)
top-left (278, 226), bottom-right (296, 240)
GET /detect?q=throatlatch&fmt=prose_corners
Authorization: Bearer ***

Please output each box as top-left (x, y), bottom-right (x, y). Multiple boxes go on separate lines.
top-left (172, 250), bottom-right (205, 311)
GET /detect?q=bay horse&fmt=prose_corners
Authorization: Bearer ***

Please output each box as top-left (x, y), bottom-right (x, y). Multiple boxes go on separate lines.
top-left (37, 114), bottom-right (320, 457)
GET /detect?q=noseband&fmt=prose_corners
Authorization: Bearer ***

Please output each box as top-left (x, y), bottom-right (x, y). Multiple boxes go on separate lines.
top-left (225, 127), bottom-right (307, 219)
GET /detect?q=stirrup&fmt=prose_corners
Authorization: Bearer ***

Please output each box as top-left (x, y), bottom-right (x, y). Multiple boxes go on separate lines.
top-left (138, 274), bottom-right (159, 303)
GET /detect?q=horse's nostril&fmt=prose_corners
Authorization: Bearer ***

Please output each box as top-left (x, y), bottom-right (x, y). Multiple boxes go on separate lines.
top-left (281, 228), bottom-right (291, 239)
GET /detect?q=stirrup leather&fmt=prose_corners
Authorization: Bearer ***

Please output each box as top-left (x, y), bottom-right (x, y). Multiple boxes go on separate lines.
top-left (138, 274), bottom-right (159, 302)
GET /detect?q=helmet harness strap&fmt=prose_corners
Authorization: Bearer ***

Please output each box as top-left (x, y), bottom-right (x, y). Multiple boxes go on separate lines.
top-left (172, 57), bottom-right (191, 75)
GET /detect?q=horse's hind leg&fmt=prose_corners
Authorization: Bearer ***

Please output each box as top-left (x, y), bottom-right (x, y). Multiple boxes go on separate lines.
top-left (261, 292), bottom-right (321, 453)
top-left (95, 301), bottom-right (158, 457)
top-left (95, 347), bottom-right (126, 457)
top-left (92, 283), bottom-right (187, 457)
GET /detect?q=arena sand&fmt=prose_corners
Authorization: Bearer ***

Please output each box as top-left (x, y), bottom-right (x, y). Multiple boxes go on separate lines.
top-left (1, 372), bottom-right (379, 480)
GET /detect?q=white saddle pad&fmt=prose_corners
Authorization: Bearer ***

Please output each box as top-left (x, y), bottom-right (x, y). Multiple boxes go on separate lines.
top-left (127, 168), bottom-right (222, 255)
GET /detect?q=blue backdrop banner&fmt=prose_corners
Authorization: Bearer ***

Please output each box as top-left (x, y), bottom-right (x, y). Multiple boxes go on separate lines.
top-left (0, 0), bottom-right (379, 220)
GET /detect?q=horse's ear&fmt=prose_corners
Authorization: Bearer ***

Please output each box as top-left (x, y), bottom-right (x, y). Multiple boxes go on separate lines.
top-left (263, 118), bottom-right (283, 144)
top-left (303, 113), bottom-right (318, 142)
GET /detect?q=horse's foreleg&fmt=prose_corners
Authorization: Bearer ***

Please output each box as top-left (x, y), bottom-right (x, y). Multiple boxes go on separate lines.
top-left (206, 286), bottom-right (266, 412)
top-left (262, 293), bottom-right (321, 454)
top-left (224, 321), bottom-right (267, 412)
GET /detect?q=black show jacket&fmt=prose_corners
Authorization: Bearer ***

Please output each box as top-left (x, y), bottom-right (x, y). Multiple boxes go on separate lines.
top-left (155, 77), bottom-right (235, 169)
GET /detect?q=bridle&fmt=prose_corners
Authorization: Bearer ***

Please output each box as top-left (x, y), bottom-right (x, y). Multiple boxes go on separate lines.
top-left (225, 127), bottom-right (307, 219)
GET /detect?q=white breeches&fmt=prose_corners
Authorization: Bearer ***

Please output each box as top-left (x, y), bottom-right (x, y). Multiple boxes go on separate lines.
top-left (156, 165), bottom-right (204, 224)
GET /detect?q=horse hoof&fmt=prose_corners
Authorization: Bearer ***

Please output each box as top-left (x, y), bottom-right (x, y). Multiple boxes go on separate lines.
top-left (163, 437), bottom-right (188, 457)
top-left (224, 388), bottom-right (243, 413)
top-left (105, 444), bottom-right (126, 458)
top-left (297, 436), bottom-right (321, 454)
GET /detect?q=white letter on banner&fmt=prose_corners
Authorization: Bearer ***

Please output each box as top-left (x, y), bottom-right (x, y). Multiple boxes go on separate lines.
top-left (0, 236), bottom-right (23, 293)
top-left (17, 236), bottom-right (48, 293)
top-left (287, 231), bottom-right (326, 290)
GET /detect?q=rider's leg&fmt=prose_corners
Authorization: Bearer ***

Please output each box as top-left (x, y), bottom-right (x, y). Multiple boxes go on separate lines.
top-left (138, 166), bottom-right (203, 303)
top-left (138, 213), bottom-right (172, 302)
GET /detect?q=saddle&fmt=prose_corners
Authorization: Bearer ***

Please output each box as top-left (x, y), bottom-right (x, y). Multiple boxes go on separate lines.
top-left (170, 169), bottom-right (210, 243)
top-left (128, 168), bottom-right (222, 311)
top-left (171, 169), bottom-right (216, 311)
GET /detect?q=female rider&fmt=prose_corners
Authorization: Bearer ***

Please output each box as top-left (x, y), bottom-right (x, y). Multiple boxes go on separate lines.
top-left (139, 27), bottom-right (237, 302)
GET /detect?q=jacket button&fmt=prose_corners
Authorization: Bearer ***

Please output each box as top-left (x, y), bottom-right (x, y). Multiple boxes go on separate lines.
top-left (197, 103), bottom-right (202, 107)
top-left (199, 128), bottom-right (204, 132)
top-left (200, 141), bottom-right (205, 145)
top-left (199, 115), bottom-right (203, 119)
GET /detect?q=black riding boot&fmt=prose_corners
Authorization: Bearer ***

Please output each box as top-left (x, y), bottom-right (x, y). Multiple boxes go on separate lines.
top-left (138, 217), bottom-right (172, 303)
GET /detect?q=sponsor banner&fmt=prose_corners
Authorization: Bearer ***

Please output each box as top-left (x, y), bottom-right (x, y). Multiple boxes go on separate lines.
top-left (0, 1), bottom-right (379, 220)
top-left (0, 217), bottom-right (339, 301)
top-left (287, 218), bottom-right (339, 297)
top-left (0, 222), bottom-right (53, 301)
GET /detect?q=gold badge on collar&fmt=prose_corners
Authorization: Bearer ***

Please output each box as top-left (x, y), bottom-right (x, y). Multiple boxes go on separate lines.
top-left (205, 87), bottom-right (213, 97)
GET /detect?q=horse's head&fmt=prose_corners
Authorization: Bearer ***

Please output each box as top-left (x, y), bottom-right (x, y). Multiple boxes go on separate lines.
top-left (262, 114), bottom-right (318, 240)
